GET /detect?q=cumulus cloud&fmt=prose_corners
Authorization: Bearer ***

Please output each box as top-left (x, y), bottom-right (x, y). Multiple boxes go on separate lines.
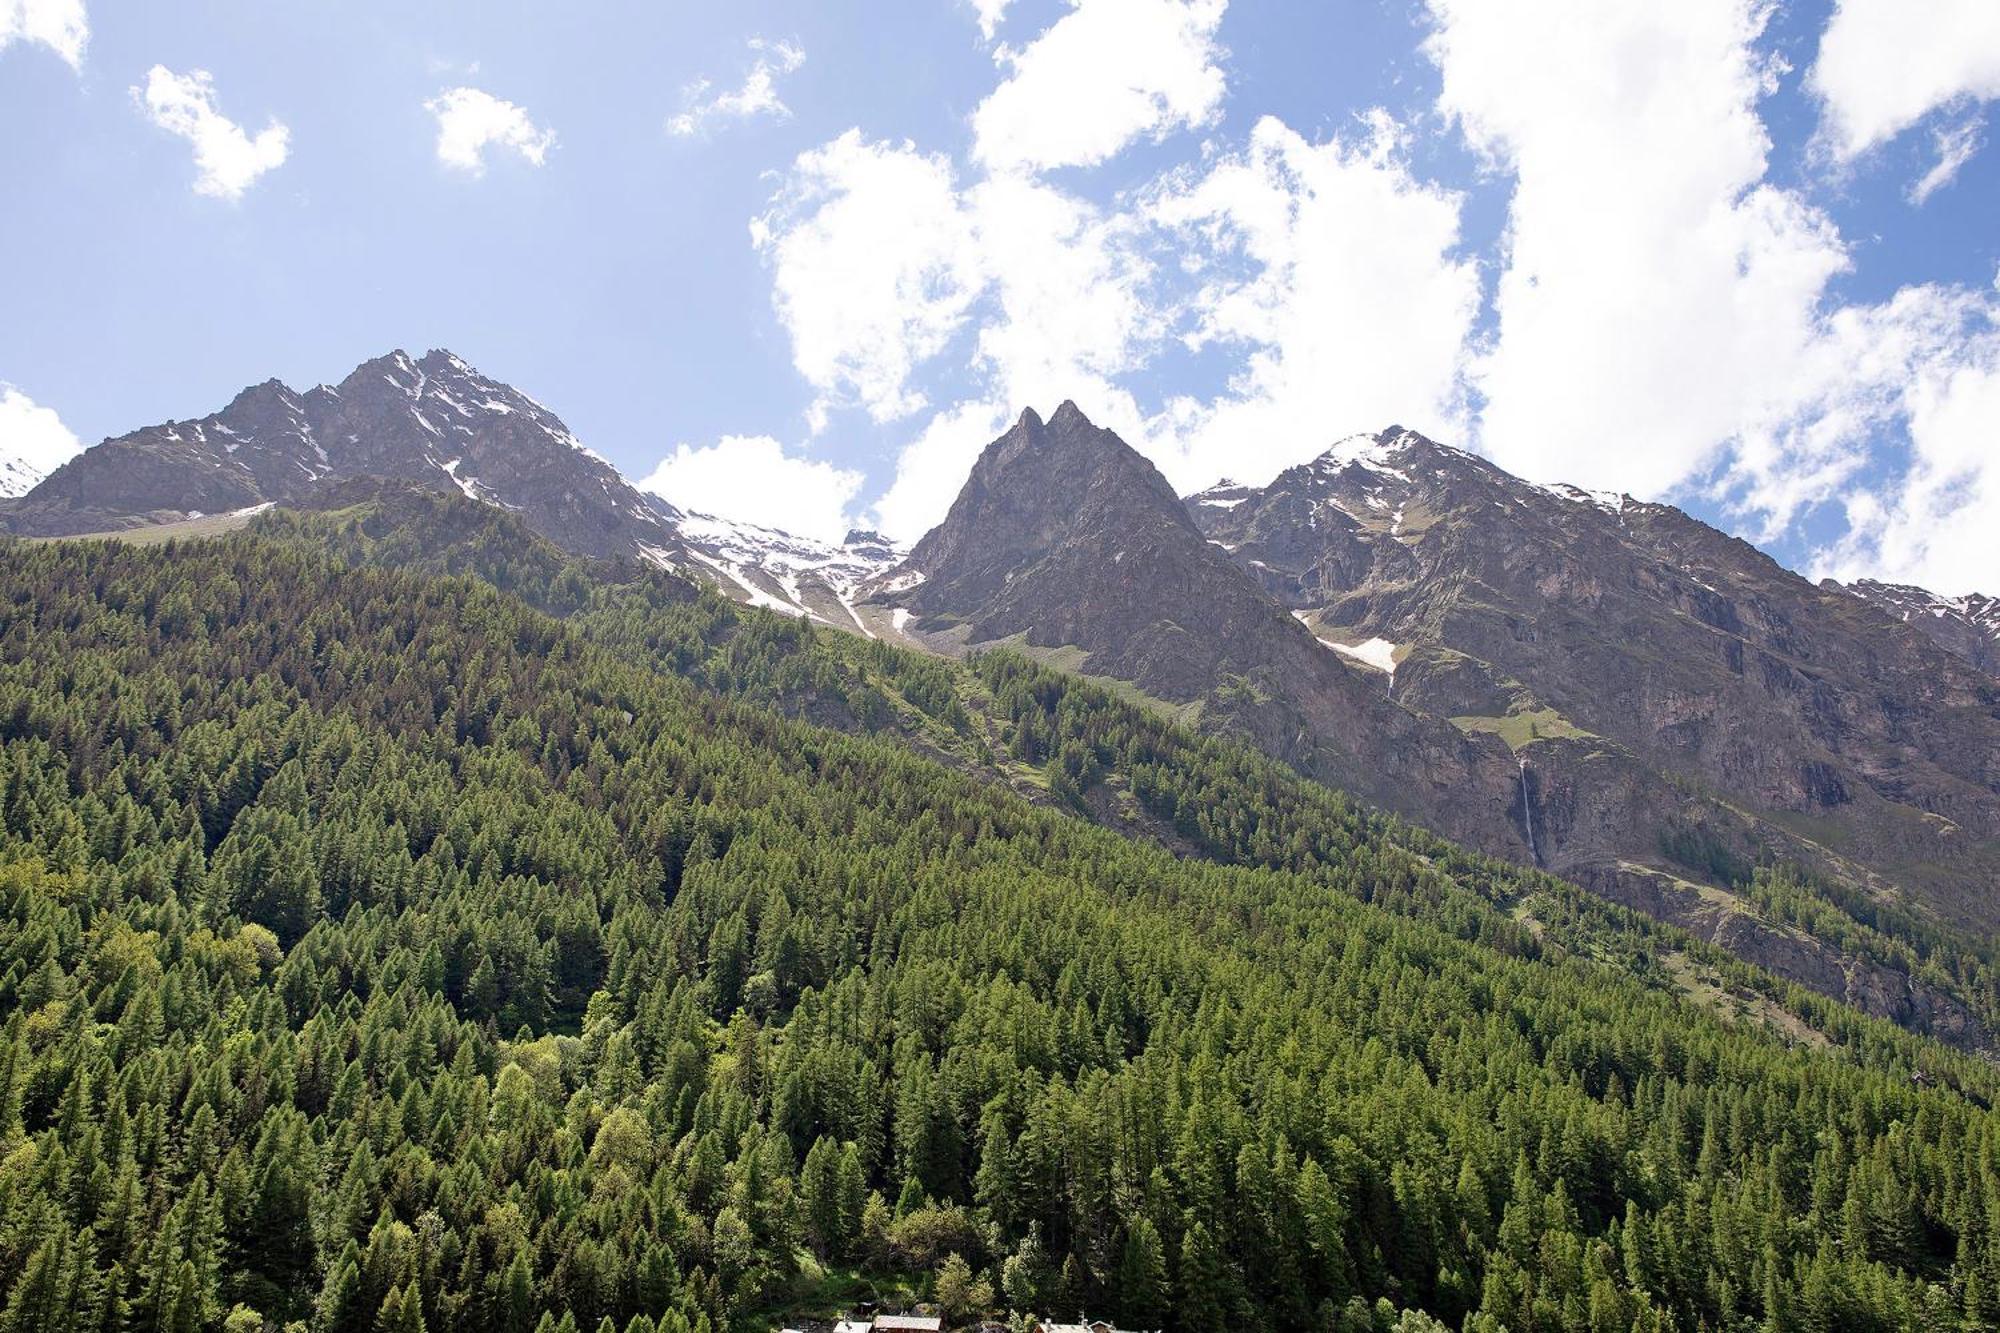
top-left (756, 4), bottom-right (1476, 526)
top-left (426, 87), bottom-right (555, 175)
top-left (1142, 112), bottom-right (1481, 490)
top-left (1424, 0), bottom-right (1851, 499)
top-left (972, 0), bottom-right (1227, 173)
top-left (133, 66), bottom-right (290, 200)
top-left (639, 435), bottom-right (863, 543)
top-left (0, 385), bottom-right (82, 496)
top-left (748, 0), bottom-right (2000, 592)
top-left (0, 0), bottom-right (86, 69)
top-left (753, 131), bottom-right (1161, 486)
top-left (1419, 0), bottom-right (2000, 595)
top-left (1810, 319), bottom-right (2000, 596)
top-left (668, 38), bottom-right (805, 138)
top-left (1809, 0), bottom-right (2000, 160)
top-left (752, 132), bottom-right (982, 429)
top-left (962, 172), bottom-right (1157, 415)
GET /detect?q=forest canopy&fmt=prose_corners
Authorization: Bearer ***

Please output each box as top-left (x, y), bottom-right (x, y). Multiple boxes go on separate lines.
top-left (1, 524), bottom-right (1998, 1333)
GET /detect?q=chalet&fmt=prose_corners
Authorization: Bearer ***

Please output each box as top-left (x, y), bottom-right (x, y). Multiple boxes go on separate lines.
top-left (873, 1319), bottom-right (944, 1333)
top-left (832, 1322), bottom-right (872, 1333)
top-left (1040, 1321), bottom-right (1149, 1333)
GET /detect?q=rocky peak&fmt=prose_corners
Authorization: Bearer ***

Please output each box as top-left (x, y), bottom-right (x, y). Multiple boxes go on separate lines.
top-left (1836, 577), bottom-right (2000, 675)
top-left (863, 403), bottom-right (1527, 857)
top-left (1182, 418), bottom-right (2000, 1012)
top-left (900, 401), bottom-right (1189, 598)
top-left (0, 348), bottom-right (686, 561)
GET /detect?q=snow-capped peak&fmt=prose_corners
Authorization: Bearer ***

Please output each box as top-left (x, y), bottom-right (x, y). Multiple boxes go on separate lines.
top-left (669, 511), bottom-right (906, 631)
top-left (0, 386), bottom-right (83, 497)
top-left (1311, 431), bottom-right (1413, 483)
top-left (1528, 480), bottom-right (1628, 513)
top-left (1189, 477), bottom-right (1258, 509)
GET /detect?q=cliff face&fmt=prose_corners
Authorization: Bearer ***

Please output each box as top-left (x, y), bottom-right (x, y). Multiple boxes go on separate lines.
top-left (1192, 426), bottom-right (2000, 932)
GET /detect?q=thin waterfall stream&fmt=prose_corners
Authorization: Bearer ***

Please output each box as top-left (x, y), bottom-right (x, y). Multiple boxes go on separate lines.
top-left (1519, 755), bottom-right (1538, 865)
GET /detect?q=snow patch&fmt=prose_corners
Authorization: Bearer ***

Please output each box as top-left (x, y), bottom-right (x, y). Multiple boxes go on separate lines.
top-left (440, 458), bottom-right (481, 502)
top-left (684, 547), bottom-right (806, 617)
top-left (1293, 611), bottom-right (1398, 676)
top-left (1314, 433), bottom-right (1411, 483)
top-left (1530, 479), bottom-right (1625, 513)
top-left (1328, 636), bottom-right (1399, 676)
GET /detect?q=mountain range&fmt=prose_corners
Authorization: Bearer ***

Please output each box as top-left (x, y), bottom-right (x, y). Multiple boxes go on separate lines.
top-left (7, 348), bottom-right (1997, 1045)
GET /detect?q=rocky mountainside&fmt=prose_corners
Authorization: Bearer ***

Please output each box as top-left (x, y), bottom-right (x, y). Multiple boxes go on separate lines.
top-left (861, 402), bottom-right (1606, 861)
top-left (1188, 426), bottom-right (2000, 1011)
top-left (17, 358), bottom-right (1998, 1044)
top-left (0, 347), bottom-right (910, 620)
top-left (866, 409), bottom-right (2000, 1044)
top-left (0, 349), bottom-right (690, 562)
top-left (1834, 578), bottom-right (2000, 676)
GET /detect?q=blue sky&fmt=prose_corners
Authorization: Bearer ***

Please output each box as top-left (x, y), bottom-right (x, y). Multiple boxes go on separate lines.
top-left (2, 0), bottom-right (1997, 592)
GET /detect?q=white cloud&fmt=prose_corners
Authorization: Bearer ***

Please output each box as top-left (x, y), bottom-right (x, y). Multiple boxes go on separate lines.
top-left (1416, 0), bottom-right (2000, 595)
top-left (1909, 114), bottom-right (1985, 204)
top-left (1809, 0), bottom-right (2000, 160)
top-left (1142, 112), bottom-right (1480, 490)
top-left (133, 66), bottom-right (290, 200)
top-left (639, 435), bottom-right (863, 543)
top-left (0, 385), bottom-right (82, 496)
top-left (426, 87), bottom-right (555, 175)
top-left (963, 172), bottom-right (1157, 415)
top-left (752, 131), bottom-right (982, 429)
top-left (969, 0), bottom-right (1012, 42)
top-left (1810, 310), bottom-right (2000, 596)
top-left (668, 38), bottom-right (805, 138)
top-left (869, 399), bottom-right (1011, 542)
top-left (972, 0), bottom-right (1228, 173)
top-left (753, 132), bottom-right (1161, 498)
top-left (747, 0), bottom-right (1999, 594)
top-left (0, 0), bottom-right (86, 69)
top-left (1424, 0), bottom-right (1851, 499)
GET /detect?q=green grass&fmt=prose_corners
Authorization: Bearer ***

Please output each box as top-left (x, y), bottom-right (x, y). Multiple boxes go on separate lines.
top-left (28, 508), bottom-right (266, 545)
top-left (1448, 706), bottom-right (1594, 751)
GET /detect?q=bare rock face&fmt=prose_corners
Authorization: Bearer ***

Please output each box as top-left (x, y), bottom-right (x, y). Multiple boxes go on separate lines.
top-left (1833, 578), bottom-right (1999, 677)
top-left (1186, 425), bottom-right (2000, 1033)
top-left (865, 402), bottom-right (1539, 858)
top-left (0, 349), bottom-right (688, 563)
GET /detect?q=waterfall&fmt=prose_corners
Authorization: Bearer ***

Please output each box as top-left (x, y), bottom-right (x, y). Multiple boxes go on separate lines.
top-left (1519, 755), bottom-right (1539, 866)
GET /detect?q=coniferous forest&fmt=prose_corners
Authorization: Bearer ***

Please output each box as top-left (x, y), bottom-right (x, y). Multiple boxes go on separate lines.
top-left (5, 500), bottom-right (2000, 1333)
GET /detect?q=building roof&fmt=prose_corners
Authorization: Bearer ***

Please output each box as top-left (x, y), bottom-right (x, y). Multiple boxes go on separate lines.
top-left (874, 1319), bottom-right (943, 1332)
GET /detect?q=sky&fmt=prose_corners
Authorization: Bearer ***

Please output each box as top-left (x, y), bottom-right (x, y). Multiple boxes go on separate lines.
top-left (2, 0), bottom-right (1997, 594)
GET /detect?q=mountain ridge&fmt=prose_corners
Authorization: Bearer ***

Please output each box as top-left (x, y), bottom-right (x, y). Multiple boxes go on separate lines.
top-left (14, 359), bottom-right (1997, 1044)
top-left (2, 348), bottom-right (694, 561)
